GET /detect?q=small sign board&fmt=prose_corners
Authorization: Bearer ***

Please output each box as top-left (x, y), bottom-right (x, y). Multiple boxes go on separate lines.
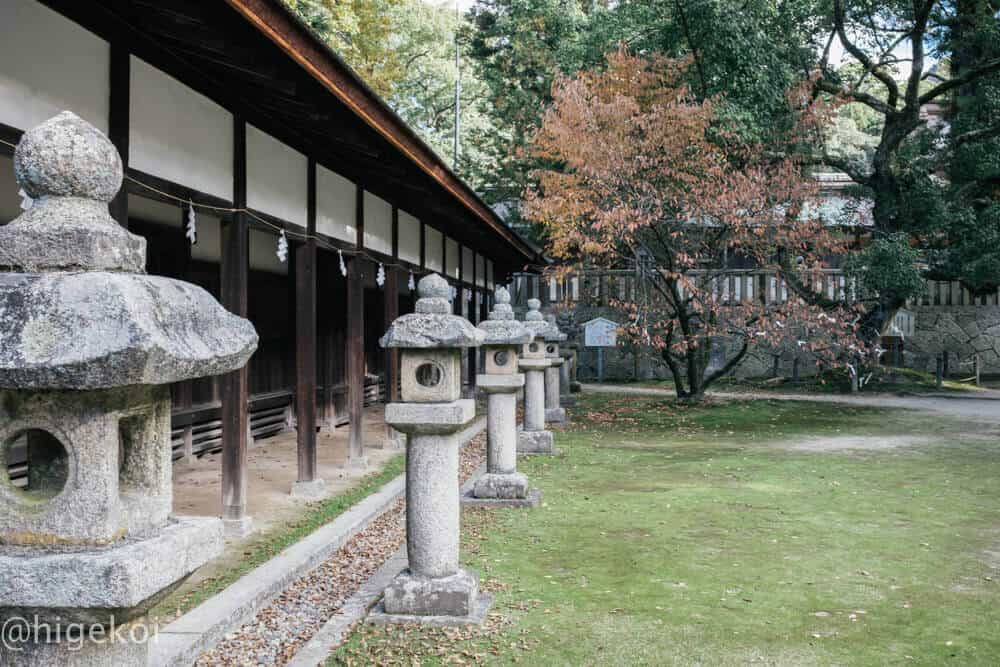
top-left (584, 317), bottom-right (619, 347)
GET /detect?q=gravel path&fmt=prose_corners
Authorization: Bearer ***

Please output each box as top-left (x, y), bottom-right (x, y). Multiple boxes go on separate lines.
top-left (582, 383), bottom-right (1000, 424)
top-left (196, 434), bottom-right (487, 666)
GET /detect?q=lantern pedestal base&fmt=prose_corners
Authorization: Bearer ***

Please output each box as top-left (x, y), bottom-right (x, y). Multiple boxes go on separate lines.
top-left (0, 620), bottom-right (153, 667)
top-left (463, 485), bottom-right (541, 509)
top-left (471, 472), bottom-right (529, 499)
top-left (517, 428), bottom-right (555, 455)
top-left (290, 479), bottom-right (328, 499)
top-left (545, 408), bottom-right (567, 425)
top-left (374, 568), bottom-right (492, 624)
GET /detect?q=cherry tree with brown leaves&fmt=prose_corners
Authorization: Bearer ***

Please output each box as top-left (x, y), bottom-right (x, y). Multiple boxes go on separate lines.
top-left (525, 49), bottom-right (866, 400)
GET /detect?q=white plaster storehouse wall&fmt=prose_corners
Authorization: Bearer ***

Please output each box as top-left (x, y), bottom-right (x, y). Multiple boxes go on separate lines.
top-left (130, 57), bottom-right (233, 201)
top-left (363, 191), bottom-right (392, 255)
top-left (425, 226), bottom-right (444, 273)
top-left (476, 254), bottom-right (486, 288)
top-left (447, 238), bottom-right (460, 281)
top-left (486, 259), bottom-right (494, 289)
top-left (317, 165), bottom-right (356, 243)
top-left (398, 210), bottom-right (421, 265)
top-left (0, 0), bottom-right (109, 133)
top-left (247, 125), bottom-right (307, 226)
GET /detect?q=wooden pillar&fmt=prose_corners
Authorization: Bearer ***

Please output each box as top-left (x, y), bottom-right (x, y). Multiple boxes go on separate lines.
top-left (177, 206), bottom-right (195, 464)
top-left (384, 208), bottom-right (401, 447)
top-left (220, 117), bottom-right (251, 534)
top-left (295, 159), bottom-right (319, 486)
top-left (347, 186), bottom-right (368, 468)
top-left (469, 253), bottom-right (478, 388)
top-left (108, 42), bottom-right (129, 228)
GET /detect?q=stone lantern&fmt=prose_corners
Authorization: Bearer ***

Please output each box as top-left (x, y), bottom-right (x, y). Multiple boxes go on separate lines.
top-left (465, 287), bottom-right (539, 507)
top-left (374, 273), bottom-right (490, 625)
top-left (0, 112), bottom-right (258, 664)
top-left (560, 341), bottom-right (577, 407)
top-left (543, 314), bottom-right (568, 425)
top-left (517, 299), bottom-right (555, 454)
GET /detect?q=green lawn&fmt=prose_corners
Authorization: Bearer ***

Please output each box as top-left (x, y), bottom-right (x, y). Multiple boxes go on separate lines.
top-left (331, 395), bottom-right (1000, 666)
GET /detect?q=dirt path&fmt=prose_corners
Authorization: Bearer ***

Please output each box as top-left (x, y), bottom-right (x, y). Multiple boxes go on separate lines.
top-left (581, 383), bottom-right (1000, 424)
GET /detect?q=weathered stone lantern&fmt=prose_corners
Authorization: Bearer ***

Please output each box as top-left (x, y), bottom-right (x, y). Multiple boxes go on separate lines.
top-left (543, 314), bottom-right (569, 425)
top-left (465, 287), bottom-right (539, 507)
top-left (0, 112), bottom-right (258, 664)
top-left (517, 299), bottom-right (555, 454)
top-left (560, 341), bottom-right (577, 407)
top-left (374, 273), bottom-right (490, 624)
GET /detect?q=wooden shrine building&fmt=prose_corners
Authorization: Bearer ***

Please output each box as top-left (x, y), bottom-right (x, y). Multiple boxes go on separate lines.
top-left (0, 0), bottom-right (542, 528)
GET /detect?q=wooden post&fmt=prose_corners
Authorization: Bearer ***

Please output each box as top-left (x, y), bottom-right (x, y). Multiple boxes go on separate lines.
top-left (177, 206), bottom-right (195, 464)
top-left (936, 354), bottom-right (944, 388)
top-left (975, 354), bottom-right (981, 386)
top-left (943, 350), bottom-right (950, 379)
top-left (295, 159), bottom-right (319, 488)
top-left (108, 42), bottom-right (129, 228)
top-left (220, 117), bottom-right (251, 535)
top-left (771, 355), bottom-right (780, 379)
top-left (346, 186), bottom-right (367, 469)
top-left (792, 356), bottom-right (800, 383)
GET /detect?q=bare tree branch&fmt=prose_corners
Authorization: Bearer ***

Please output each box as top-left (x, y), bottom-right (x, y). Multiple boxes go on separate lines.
top-left (920, 58), bottom-right (1000, 104)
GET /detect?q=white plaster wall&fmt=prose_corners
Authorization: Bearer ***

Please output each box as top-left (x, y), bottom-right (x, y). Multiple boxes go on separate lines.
top-left (425, 226), bottom-right (443, 273)
top-left (317, 165), bottom-right (356, 243)
top-left (363, 191), bottom-right (392, 255)
top-left (446, 238), bottom-right (460, 280)
top-left (0, 154), bottom-right (20, 224)
top-left (398, 210), bottom-right (421, 265)
top-left (130, 57), bottom-right (233, 201)
top-left (476, 254), bottom-right (486, 287)
top-left (486, 259), bottom-right (494, 289)
top-left (250, 227), bottom-right (288, 275)
top-left (247, 125), bottom-right (307, 226)
top-left (462, 246), bottom-right (474, 283)
top-left (0, 0), bottom-right (109, 133)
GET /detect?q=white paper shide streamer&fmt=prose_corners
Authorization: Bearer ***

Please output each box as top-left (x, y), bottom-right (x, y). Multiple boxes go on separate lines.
top-left (276, 230), bottom-right (288, 263)
top-left (185, 201), bottom-right (197, 244)
top-left (338, 249), bottom-right (347, 277)
top-left (408, 271), bottom-right (416, 291)
top-left (376, 262), bottom-right (385, 287)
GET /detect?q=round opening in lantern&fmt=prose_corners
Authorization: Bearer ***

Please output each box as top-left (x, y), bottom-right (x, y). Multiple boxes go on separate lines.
top-left (529, 343), bottom-right (539, 353)
top-left (2, 429), bottom-right (69, 504)
top-left (547, 345), bottom-right (555, 354)
top-left (494, 350), bottom-right (510, 367)
top-left (415, 362), bottom-right (443, 388)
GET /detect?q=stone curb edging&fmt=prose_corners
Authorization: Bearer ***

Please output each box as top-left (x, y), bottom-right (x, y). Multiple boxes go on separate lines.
top-left (149, 416), bottom-right (486, 667)
top-left (285, 460), bottom-right (489, 665)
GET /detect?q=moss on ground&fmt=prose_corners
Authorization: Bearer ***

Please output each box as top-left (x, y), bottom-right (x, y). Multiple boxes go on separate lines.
top-left (330, 395), bottom-right (1000, 666)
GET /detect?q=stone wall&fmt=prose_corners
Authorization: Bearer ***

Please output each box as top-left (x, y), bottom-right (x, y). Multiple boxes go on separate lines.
top-left (903, 306), bottom-right (1000, 375)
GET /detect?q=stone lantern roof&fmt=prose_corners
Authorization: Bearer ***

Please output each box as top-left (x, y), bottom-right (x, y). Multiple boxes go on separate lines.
top-left (0, 112), bottom-right (258, 390)
top-left (543, 314), bottom-right (567, 343)
top-left (477, 287), bottom-right (531, 346)
top-left (380, 273), bottom-right (484, 349)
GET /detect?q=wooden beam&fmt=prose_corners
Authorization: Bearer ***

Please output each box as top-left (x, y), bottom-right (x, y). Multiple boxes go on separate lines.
top-left (346, 255), bottom-right (366, 468)
top-left (109, 41), bottom-right (130, 228)
top-left (220, 117), bottom-right (250, 530)
top-left (296, 158), bottom-right (318, 484)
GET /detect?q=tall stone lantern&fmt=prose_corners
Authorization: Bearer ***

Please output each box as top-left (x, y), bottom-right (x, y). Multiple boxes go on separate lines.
top-left (465, 287), bottom-right (540, 507)
top-left (543, 314), bottom-right (569, 425)
top-left (517, 299), bottom-right (555, 454)
top-left (374, 273), bottom-right (491, 625)
top-left (0, 112), bottom-right (258, 664)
